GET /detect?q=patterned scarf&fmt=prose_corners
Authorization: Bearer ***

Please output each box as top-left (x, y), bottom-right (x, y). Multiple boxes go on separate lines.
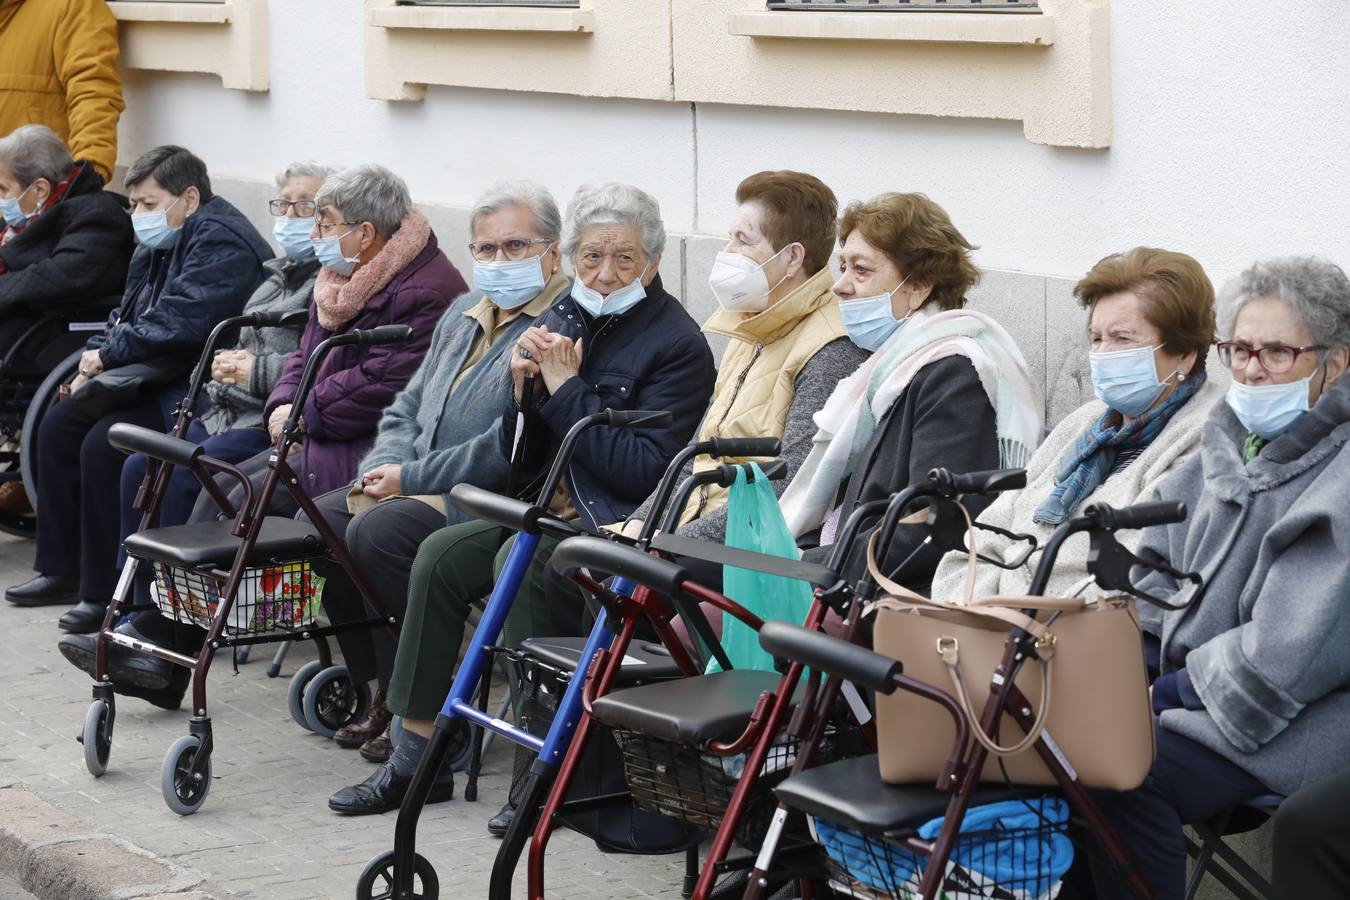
top-left (1242, 432), bottom-right (1268, 463)
top-left (1033, 371), bottom-right (1206, 525)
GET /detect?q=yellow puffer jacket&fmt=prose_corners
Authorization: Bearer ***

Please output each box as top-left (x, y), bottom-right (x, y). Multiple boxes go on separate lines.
top-left (0, 0), bottom-right (123, 182)
top-left (679, 266), bottom-right (846, 526)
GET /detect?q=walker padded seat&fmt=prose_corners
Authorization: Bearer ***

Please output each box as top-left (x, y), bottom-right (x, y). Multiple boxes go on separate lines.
top-left (774, 754), bottom-right (1038, 835)
top-left (590, 668), bottom-right (791, 745)
top-left (122, 517), bottom-right (326, 570)
top-left (518, 636), bottom-right (683, 685)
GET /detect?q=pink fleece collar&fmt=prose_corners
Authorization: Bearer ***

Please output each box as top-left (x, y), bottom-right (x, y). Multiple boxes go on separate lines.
top-left (313, 209), bottom-right (431, 330)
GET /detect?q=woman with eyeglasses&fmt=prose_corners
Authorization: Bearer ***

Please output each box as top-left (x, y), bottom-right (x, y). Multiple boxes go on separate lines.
top-left (55, 161), bottom-right (335, 710)
top-left (929, 246), bottom-right (1222, 603)
top-left (328, 182), bottom-right (716, 816)
top-left (295, 181), bottom-right (569, 763)
top-left (1085, 256), bottom-right (1350, 900)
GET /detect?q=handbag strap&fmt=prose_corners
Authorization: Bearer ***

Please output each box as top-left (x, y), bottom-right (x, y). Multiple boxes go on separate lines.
top-left (940, 638), bottom-right (1054, 757)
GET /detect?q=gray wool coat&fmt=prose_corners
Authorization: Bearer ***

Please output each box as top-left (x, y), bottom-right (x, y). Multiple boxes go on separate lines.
top-left (1135, 373), bottom-right (1350, 796)
top-left (357, 287), bottom-right (555, 523)
top-left (199, 256), bottom-right (317, 435)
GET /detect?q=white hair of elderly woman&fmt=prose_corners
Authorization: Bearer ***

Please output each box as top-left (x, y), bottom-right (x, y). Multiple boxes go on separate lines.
top-left (561, 182), bottom-right (666, 262)
top-left (315, 163), bottom-right (413, 240)
top-left (1219, 256), bottom-right (1350, 349)
top-left (275, 160), bottom-right (336, 190)
top-left (470, 180), bottom-right (562, 242)
top-left (0, 124), bottom-right (74, 188)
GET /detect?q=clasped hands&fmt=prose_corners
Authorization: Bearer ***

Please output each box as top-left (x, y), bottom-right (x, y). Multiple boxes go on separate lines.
top-left (510, 324), bottom-right (584, 402)
top-left (70, 349), bottom-right (104, 391)
top-left (211, 348), bottom-right (255, 386)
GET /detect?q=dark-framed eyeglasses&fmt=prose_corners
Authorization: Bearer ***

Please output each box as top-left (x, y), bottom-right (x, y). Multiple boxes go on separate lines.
top-left (314, 220), bottom-right (360, 234)
top-left (468, 238), bottom-right (552, 262)
top-left (269, 199), bottom-right (318, 217)
top-left (1216, 340), bottom-right (1326, 374)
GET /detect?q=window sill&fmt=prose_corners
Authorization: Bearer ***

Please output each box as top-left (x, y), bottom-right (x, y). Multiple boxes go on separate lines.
top-left (108, 0), bottom-right (266, 91)
top-left (108, 2), bottom-right (232, 25)
top-left (728, 10), bottom-right (1054, 45)
top-left (368, 5), bottom-right (594, 34)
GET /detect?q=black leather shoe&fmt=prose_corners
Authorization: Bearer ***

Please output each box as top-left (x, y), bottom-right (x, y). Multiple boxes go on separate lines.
top-left (57, 626), bottom-right (190, 711)
top-left (58, 599), bottom-right (108, 633)
top-left (328, 762), bottom-right (454, 816)
top-left (487, 801), bottom-right (516, 837)
top-left (5, 574), bottom-right (79, 607)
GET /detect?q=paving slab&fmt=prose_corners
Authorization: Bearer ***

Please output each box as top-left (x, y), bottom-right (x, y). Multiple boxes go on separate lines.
top-left (0, 534), bottom-right (691, 899)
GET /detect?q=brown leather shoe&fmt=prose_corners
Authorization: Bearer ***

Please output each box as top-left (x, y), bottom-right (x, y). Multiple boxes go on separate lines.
top-left (334, 688), bottom-right (391, 749)
top-left (359, 730), bottom-right (393, 764)
top-left (0, 482), bottom-right (31, 514)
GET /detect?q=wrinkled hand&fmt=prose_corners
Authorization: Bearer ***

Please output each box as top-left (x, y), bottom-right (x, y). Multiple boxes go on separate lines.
top-left (361, 463), bottom-right (402, 501)
top-left (268, 403), bottom-right (293, 441)
top-left (211, 349), bottom-right (255, 386)
top-left (70, 373), bottom-right (88, 392)
top-left (78, 349), bottom-right (104, 379)
top-left (536, 332), bottom-right (584, 395)
top-left (511, 325), bottom-right (549, 403)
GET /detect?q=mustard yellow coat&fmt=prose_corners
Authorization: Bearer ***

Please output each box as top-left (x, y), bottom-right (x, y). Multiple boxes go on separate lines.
top-left (0, 0), bottom-right (123, 182)
top-left (678, 266), bottom-right (847, 526)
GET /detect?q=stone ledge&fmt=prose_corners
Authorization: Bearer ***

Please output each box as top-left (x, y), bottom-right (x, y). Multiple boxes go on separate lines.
top-left (368, 4), bottom-right (594, 33)
top-left (729, 10), bottom-right (1055, 45)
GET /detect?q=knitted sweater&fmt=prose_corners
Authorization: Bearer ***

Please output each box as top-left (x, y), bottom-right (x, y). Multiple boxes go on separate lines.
top-left (928, 377), bottom-right (1223, 602)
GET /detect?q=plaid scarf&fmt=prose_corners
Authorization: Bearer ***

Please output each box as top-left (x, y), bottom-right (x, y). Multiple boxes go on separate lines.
top-left (1033, 371), bottom-right (1206, 525)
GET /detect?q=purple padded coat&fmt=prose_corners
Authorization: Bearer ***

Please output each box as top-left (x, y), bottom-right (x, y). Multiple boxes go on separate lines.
top-left (263, 234), bottom-right (466, 498)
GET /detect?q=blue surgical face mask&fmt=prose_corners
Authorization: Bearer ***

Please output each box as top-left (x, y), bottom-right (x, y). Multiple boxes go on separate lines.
top-left (0, 182), bottom-right (35, 228)
top-left (131, 196), bottom-right (184, 251)
top-left (474, 252), bottom-right (550, 310)
top-left (273, 215), bottom-right (318, 261)
top-left (838, 275), bottom-right (911, 352)
top-left (1226, 375), bottom-right (1313, 440)
top-left (1089, 344), bottom-right (1174, 416)
top-left (313, 227), bottom-right (361, 277)
top-left (571, 265), bottom-right (651, 318)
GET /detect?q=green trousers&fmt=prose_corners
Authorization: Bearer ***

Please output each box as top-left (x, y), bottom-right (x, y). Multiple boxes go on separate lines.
top-left (386, 517), bottom-right (576, 721)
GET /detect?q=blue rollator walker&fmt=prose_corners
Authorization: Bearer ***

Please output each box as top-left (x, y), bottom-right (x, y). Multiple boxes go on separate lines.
top-left (357, 407), bottom-right (785, 900)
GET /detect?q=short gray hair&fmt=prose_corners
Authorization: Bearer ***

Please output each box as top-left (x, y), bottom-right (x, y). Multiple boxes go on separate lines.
top-left (470, 181), bottom-right (562, 242)
top-left (561, 182), bottom-right (665, 261)
top-left (275, 160), bottom-right (336, 190)
top-left (1219, 257), bottom-right (1350, 350)
top-left (0, 125), bottom-right (74, 188)
top-left (314, 164), bottom-right (412, 239)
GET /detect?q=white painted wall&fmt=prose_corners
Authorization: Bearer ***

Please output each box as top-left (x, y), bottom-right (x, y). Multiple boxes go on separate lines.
top-left (118, 0), bottom-right (1350, 285)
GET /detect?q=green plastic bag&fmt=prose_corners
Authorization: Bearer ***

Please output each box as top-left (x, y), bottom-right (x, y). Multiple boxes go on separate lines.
top-left (710, 462), bottom-right (815, 674)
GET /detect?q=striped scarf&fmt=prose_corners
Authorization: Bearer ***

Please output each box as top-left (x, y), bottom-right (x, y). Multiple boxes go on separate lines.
top-left (1033, 372), bottom-right (1206, 525)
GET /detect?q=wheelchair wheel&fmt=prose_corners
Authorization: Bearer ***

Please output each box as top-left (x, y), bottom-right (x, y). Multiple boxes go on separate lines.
top-left (356, 850), bottom-right (439, 900)
top-left (81, 699), bottom-right (113, 777)
top-left (161, 734), bottom-right (212, 816)
top-left (302, 664), bottom-right (370, 739)
top-left (17, 347), bottom-right (81, 518)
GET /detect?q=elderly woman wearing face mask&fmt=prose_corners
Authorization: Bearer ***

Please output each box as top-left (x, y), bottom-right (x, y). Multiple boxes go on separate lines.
top-left (1085, 257), bottom-right (1350, 900)
top-left (327, 182), bottom-right (715, 816)
top-left (929, 247), bottom-right (1222, 603)
top-left (54, 162), bottom-right (335, 710)
top-left (779, 192), bottom-right (1043, 588)
top-left (5, 145), bottom-right (272, 632)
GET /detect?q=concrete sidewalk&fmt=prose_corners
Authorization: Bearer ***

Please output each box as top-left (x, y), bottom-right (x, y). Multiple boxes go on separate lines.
top-left (0, 534), bottom-right (689, 899)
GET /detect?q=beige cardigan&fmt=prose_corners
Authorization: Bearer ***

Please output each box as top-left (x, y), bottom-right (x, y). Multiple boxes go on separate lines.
top-left (928, 377), bottom-right (1224, 602)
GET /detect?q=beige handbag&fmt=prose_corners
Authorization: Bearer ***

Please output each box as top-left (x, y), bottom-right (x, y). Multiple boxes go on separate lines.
top-left (866, 504), bottom-right (1155, 791)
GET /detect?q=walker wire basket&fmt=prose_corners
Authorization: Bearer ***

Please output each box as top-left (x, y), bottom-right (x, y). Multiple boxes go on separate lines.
top-left (810, 796), bottom-right (1072, 900)
top-left (151, 559), bottom-right (325, 636)
top-left (610, 726), bottom-right (837, 848)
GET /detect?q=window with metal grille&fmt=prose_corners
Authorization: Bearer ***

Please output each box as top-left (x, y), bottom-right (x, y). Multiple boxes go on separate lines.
top-left (767, 0), bottom-right (1039, 11)
top-left (395, 1), bottom-right (581, 7)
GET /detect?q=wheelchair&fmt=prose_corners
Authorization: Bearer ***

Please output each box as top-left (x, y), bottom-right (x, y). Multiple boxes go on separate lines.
top-left (0, 300), bottom-right (119, 536)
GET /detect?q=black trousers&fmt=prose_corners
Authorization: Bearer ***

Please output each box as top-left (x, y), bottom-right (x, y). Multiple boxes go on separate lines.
top-left (299, 489), bottom-right (447, 689)
top-left (1273, 765), bottom-right (1350, 900)
top-left (33, 394), bottom-right (167, 601)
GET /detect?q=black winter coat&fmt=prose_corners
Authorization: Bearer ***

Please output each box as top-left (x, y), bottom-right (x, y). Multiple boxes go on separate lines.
top-left (0, 161), bottom-right (132, 314)
top-left (88, 194), bottom-right (273, 369)
top-left (804, 354), bottom-right (1000, 591)
top-left (501, 273), bottom-right (717, 531)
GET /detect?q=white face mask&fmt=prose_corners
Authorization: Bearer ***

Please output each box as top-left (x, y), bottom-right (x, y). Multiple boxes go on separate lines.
top-left (571, 264), bottom-right (651, 318)
top-left (707, 245), bottom-right (791, 313)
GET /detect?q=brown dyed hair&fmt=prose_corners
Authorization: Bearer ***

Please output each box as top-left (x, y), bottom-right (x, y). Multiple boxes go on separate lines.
top-left (736, 170), bottom-right (838, 275)
top-left (1074, 247), bottom-right (1216, 373)
top-left (838, 192), bottom-right (979, 311)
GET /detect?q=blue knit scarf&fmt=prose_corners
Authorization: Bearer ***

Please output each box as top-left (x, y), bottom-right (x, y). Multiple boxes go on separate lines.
top-left (1033, 372), bottom-right (1206, 525)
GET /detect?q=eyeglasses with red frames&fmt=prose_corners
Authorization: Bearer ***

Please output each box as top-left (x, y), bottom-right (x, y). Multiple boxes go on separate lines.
top-left (1215, 340), bottom-right (1326, 374)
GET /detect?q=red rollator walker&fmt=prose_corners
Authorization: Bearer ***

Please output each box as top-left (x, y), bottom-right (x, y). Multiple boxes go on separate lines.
top-left (79, 318), bottom-right (413, 815)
